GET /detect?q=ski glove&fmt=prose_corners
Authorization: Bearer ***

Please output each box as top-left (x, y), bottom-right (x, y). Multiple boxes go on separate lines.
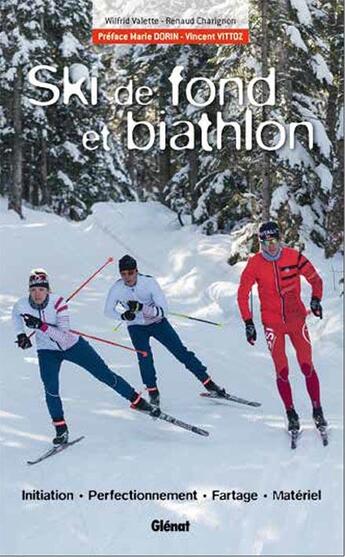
top-left (310, 297), bottom-right (323, 319)
top-left (16, 333), bottom-right (32, 350)
top-left (121, 310), bottom-right (136, 321)
top-left (127, 300), bottom-right (143, 313)
top-left (245, 319), bottom-right (257, 345)
top-left (21, 313), bottom-right (43, 329)
top-left (142, 304), bottom-right (159, 319)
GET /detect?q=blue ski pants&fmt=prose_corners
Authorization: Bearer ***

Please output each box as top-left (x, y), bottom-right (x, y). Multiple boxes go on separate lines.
top-left (127, 318), bottom-right (209, 388)
top-left (37, 337), bottom-right (136, 421)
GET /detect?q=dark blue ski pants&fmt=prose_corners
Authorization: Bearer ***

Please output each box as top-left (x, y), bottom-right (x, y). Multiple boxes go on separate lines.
top-left (127, 318), bottom-right (209, 388)
top-left (37, 337), bottom-right (136, 421)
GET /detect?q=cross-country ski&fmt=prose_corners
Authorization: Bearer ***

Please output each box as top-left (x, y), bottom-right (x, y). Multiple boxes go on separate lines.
top-left (317, 426), bottom-right (329, 447)
top-left (27, 436), bottom-right (85, 466)
top-left (154, 410), bottom-right (209, 437)
top-left (289, 429), bottom-right (301, 450)
top-left (200, 391), bottom-right (261, 407)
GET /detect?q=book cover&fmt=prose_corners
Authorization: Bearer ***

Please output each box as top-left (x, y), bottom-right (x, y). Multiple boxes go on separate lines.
top-left (0, 1), bottom-right (343, 555)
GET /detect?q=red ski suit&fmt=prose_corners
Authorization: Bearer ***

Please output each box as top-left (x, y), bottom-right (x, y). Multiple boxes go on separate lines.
top-left (237, 247), bottom-right (323, 409)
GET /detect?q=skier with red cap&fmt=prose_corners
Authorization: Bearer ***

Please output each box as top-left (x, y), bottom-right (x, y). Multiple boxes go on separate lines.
top-left (12, 269), bottom-right (157, 445)
top-left (237, 222), bottom-right (327, 438)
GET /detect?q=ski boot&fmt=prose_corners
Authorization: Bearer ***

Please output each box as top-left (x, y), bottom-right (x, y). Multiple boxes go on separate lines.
top-left (52, 420), bottom-right (69, 445)
top-left (313, 406), bottom-right (327, 429)
top-left (130, 394), bottom-right (160, 417)
top-left (286, 408), bottom-right (300, 432)
top-left (203, 378), bottom-right (226, 397)
top-left (147, 387), bottom-right (160, 408)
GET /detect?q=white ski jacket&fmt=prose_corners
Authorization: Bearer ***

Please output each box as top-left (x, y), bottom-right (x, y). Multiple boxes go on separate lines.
top-left (104, 274), bottom-right (168, 326)
top-left (12, 294), bottom-right (79, 351)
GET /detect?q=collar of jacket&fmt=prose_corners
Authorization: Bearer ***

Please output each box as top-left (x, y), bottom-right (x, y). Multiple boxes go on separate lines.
top-left (261, 245), bottom-right (283, 262)
top-left (29, 294), bottom-right (50, 311)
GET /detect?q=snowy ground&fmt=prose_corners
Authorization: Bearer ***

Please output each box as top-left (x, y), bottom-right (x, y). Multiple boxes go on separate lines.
top-left (0, 199), bottom-right (343, 555)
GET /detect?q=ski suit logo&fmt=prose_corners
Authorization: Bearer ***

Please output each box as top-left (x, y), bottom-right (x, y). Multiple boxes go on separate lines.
top-left (302, 323), bottom-right (311, 345)
top-left (264, 327), bottom-right (276, 352)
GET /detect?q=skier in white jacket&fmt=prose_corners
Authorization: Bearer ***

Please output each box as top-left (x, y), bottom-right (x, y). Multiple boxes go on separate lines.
top-left (12, 269), bottom-right (155, 444)
top-left (105, 255), bottom-right (225, 407)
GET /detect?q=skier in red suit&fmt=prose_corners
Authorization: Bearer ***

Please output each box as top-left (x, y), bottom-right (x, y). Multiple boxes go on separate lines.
top-left (237, 221), bottom-right (327, 433)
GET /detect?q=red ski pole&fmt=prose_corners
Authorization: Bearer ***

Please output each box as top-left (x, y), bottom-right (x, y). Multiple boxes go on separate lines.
top-left (27, 257), bottom-right (114, 340)
top-left (70, 330), bottom-right (148, 357)
top-left (66, 256), bottom-right (114, 302)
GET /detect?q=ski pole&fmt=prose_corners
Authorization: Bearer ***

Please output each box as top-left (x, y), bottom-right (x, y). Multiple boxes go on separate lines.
top-left (66, 256), bottom-right (114, 302)
top-left (169, 312), bottom-right (223, 327)
top-left (20, 318), bottom-right (147, 357)
top-left (27, 257), bottom-right (114, 340)
top-left (70, 330), bottom-right (148, 357)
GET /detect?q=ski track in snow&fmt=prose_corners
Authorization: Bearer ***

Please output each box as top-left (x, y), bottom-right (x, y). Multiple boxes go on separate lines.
top-left (0, 199), bottom-right (343, 555)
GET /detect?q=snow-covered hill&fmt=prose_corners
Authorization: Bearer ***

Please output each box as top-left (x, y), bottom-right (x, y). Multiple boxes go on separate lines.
top-left (0, 199), bottom-right (343, 555)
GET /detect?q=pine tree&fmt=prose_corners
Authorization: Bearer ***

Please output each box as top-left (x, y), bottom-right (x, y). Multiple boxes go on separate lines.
top-left (45, 0), bottom-right (132, 219)
top-left (323, 0), bottom-right (344, 257)
top-left (0, 0), bottom-right (54, 217)
top-left (0, 0), bottom-right (132, 220)
top-left (207, 0), bottom-right (336, 261)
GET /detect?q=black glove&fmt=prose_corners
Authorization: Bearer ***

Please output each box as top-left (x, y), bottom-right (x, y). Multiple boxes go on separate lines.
top-left (21, 313), bottom-right (43, 329)
top-left (16, 333), bottom-right (32, 350)
top-left (127, 300), bottom-right (143, 313)
top-left (121, 310), bottom-right (136, 321)
top-left (310, 297), bottom-right (323, 319)
top-left (245, 319), bottom-right (257, 345)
